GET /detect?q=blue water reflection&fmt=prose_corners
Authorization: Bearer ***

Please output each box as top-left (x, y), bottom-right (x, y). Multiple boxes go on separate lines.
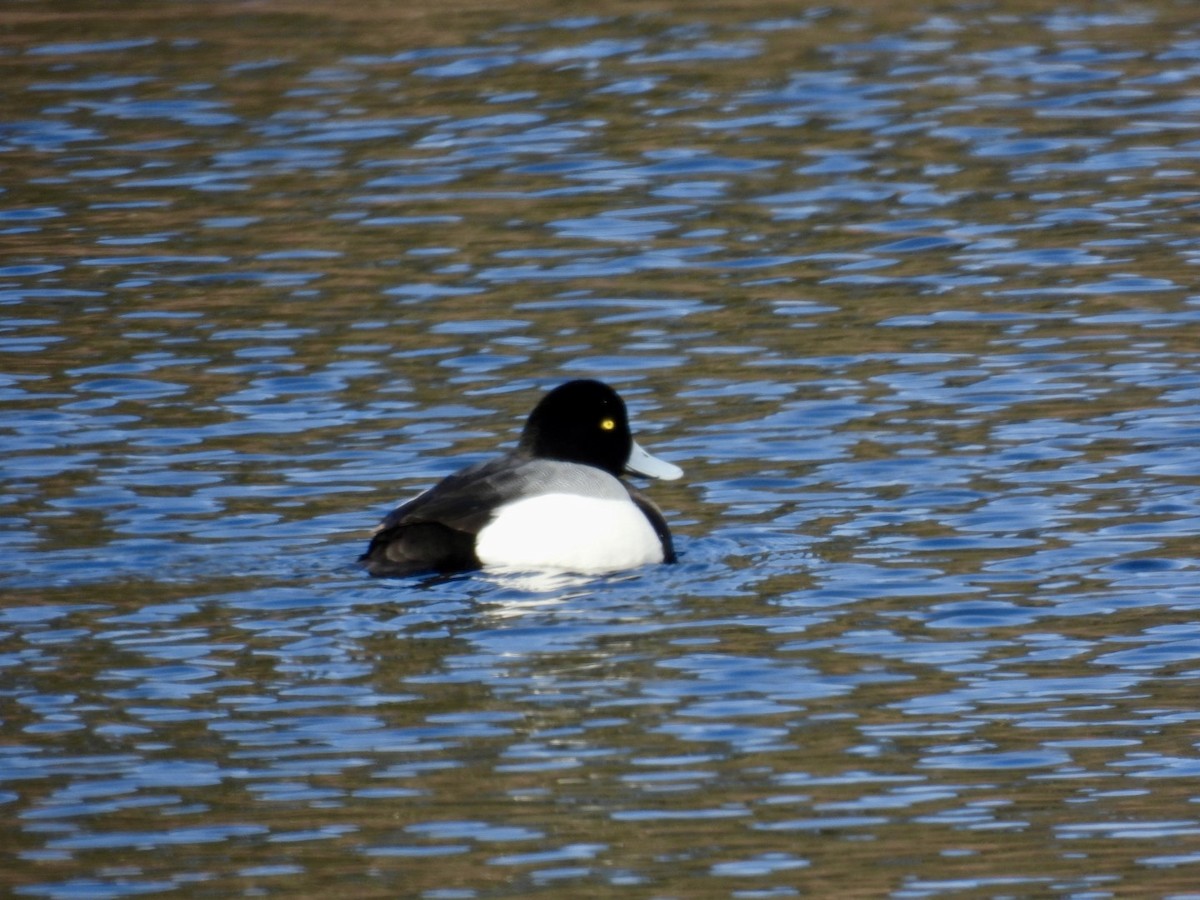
top-left (4, 1), bottom-right (1200, 897)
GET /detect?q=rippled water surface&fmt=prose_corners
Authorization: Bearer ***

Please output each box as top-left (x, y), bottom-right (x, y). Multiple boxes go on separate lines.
top-left (4, 1), bottom-right (1200, 896)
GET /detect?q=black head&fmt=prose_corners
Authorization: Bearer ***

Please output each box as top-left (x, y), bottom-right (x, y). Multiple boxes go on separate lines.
top-left (518, 380), bottom-right (632, 477)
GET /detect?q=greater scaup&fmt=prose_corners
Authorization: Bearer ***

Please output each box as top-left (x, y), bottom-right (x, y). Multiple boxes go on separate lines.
top-left (360, 379), bottom-right (681, 577)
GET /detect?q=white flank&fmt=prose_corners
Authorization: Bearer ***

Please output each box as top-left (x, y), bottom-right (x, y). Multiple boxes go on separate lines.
top-left (475, 493), bottom-right (664, 573)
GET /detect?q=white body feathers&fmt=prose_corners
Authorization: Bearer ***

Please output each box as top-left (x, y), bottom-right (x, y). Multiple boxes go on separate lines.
top-left (476, 492), bottom-right (664, 573)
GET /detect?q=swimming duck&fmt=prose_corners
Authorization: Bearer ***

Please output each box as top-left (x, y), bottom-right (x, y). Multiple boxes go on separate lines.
top-left (360, 379), bottom-right (681, 577)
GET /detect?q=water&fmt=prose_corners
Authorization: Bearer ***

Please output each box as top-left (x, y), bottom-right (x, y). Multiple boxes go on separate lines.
top-left (3, 1), bottom-right (1200, 896)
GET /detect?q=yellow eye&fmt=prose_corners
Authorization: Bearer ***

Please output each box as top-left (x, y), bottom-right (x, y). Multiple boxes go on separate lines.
top-left (600, 418), bottom-right (615, 431)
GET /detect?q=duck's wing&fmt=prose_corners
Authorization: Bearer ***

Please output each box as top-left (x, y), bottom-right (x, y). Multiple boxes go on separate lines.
top-left (360, 454), bottom-right (531, 577)
top-left (373, 453), bottom-right (532, 534)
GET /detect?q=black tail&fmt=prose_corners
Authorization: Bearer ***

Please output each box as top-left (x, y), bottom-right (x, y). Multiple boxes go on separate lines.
top-left (359, 522), bottom-right (481, 578)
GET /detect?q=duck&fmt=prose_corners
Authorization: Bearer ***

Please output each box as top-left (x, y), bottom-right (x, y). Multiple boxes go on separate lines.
top-left (360, 379), bottom-right (682, 577)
